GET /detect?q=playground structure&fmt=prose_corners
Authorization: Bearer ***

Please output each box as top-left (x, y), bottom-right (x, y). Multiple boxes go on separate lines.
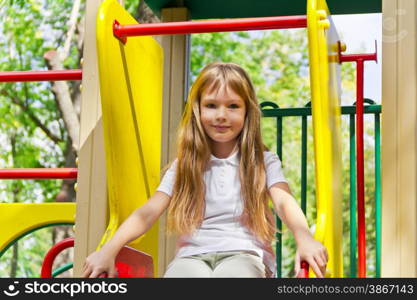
top-left (0, 0), bottom-right (416, 278)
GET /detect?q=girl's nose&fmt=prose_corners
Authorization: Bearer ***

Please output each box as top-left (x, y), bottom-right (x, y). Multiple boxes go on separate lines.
top-left (216, 106), bottom-right (227, 119)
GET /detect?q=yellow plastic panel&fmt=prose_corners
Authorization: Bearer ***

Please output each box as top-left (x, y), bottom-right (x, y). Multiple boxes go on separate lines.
top-left (307, 0), bottom-right (343, 277)
top-left (96, 0), bottom-right (163, 275)
top-left (0, 203), bottom-right (76, 254)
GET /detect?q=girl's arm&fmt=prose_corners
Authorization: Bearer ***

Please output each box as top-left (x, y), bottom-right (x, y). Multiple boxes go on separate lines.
top-left (269, 182), bottom-right (328, 278)
top-left (82, 191), bottom-right (171, 278)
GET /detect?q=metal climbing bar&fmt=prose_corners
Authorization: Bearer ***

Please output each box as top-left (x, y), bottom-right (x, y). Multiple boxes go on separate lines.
top-left (349, 112), bottom-right (357, 277)
top-left (261, 100), bottom-right (381, 277)
top-left (113, 15), bottom-right (307, 44)
top-left (0, 70), bottom-right (82, 82)
top-left (374, 109), bottom-right (382, 278)
top-left (0, 168), bottom-right (78, 179)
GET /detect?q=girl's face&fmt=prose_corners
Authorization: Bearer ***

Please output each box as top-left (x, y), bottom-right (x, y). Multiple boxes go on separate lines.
top-left (200, 85), bottom-right (246, 153)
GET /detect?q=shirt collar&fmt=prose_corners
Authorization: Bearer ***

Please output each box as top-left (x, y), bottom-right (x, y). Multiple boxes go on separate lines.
top-left (209, 150), bottom-right (239, 166)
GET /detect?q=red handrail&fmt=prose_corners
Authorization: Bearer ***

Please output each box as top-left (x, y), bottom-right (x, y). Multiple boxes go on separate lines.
top-left (0, 168), bottom-right (78, 179)
top-left (41, 237), bottom-right (74, 278)
top-left (113, 15), bottom-right (307, 44)
top-left (0, 70), bottom-right (82, 82)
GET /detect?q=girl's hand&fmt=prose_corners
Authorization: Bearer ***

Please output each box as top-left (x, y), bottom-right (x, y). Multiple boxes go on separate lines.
top-left (294, 237), bottom-right (328, 278)
top-left (82, 249), bottom-right (118, 278)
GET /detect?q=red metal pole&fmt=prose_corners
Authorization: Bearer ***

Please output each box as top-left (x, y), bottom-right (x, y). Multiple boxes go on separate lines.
top-left (113, 15), bottom-right (307, 44)
top-left (355, 59), bottom-right (366, 278)
top-left (0, 168), bottom-right (78, 179)
top-left (339, 47), bottom-right (377, 278)
top-left (0, 70), bottom-right (82, 82)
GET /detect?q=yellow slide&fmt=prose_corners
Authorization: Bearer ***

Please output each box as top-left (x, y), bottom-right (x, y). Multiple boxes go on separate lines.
top-left (307, 0), bottom-right (343, 277)
top-left (95, 0), bottom-right (163, 275)
top-left (0, 203), bottom-right (76, 257)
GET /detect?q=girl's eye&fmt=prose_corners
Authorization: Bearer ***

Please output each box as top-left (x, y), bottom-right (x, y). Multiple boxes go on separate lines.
top-left (206, 103), bottom-right (216, 108)
top-left (229, 104), bottom-right (239, 109)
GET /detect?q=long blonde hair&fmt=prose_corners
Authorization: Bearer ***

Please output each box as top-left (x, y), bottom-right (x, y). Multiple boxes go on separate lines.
top-left (166, 62), bottom-right (276, 244)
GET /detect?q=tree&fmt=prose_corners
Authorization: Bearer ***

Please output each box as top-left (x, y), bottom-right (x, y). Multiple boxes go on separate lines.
top-left (0, 0), bottom-right (83, 277)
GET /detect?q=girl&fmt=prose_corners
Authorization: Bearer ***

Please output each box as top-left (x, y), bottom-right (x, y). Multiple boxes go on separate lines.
top-left (82, 62), bottom-right (328, 278)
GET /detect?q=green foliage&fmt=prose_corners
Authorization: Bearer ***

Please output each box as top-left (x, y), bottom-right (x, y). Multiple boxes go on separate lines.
top-left (124, 0), bottom-right (141, 19)
top-left (0, 0), bottom-right (79, 277)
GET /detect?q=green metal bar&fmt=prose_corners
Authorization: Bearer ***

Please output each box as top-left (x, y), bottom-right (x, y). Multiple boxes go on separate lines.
top-left (349, 113), bottom-right (358, 278)
top-left (262, 104), bottom-right (381, 118)
top-left (276, 115), bottom-right (283, 278)
top-left (260, 102), bottom-right (283, 277)
top-left (301, 113), bottom-right (307, 214)
top-left (375, 112), bottom-right (381, 278)
top-left (52, 263), bottom-right (73, 278)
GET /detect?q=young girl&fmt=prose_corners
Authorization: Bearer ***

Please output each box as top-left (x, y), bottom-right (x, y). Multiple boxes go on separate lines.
top-left (82, 62), bottom-right (328, 278)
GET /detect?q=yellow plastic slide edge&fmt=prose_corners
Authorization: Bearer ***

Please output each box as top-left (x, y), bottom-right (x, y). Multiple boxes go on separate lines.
top-left (307, 0), bottom-right (343, 277)
top-left (96, 0), bottom-right (163, 275)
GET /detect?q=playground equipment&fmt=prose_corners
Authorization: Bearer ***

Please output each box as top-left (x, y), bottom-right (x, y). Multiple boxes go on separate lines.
top-left (0, 0), bottom-right (390, 277)
top-left (93, 0), bottom-right (340, 277)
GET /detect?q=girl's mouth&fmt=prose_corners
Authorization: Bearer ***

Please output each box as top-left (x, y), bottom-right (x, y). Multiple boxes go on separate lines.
top-left (213, 125), bottom-right (230, 131)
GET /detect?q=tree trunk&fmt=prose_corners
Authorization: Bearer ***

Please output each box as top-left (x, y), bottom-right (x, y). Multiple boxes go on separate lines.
top-left (44, 50), bottom-right (80, 154)
top-left (51, 139), bottom-right (77, 277)
top-left (9, 133), bottom-right (19, 278)
top-left (41, 5), bottom-right (83, 275)
top-left (10, 243), bottom-right (18, 278)
top-left (137, 0), bottom-right (160, 24)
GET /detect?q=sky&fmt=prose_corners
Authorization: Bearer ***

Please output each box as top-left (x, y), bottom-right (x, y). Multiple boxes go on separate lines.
top-left (246, 13), bottom-right (383, 104)
top-left (332, 13), bottom-right (382, 103)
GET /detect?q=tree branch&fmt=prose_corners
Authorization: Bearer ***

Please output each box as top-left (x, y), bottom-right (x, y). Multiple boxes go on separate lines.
top-left (0, 89), bottom-right (64, 144)
top-left (137, 0), bottom-right (160, 24)
top-left (60, 0), bottom-right (82, 61)
top-left (71, 13), bottom-right (85, 118)
top-left (44, 50), bottom-right (80, 153)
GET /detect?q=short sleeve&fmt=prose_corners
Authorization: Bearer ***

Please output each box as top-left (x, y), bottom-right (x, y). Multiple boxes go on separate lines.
top-left (156, 159), bottom-right (178, 197)
top-left (264, 151), bottom-right (287, 189)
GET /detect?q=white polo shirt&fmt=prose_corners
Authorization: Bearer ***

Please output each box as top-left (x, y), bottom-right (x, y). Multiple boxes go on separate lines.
top-left (157, 150), bottom-right (287, 277)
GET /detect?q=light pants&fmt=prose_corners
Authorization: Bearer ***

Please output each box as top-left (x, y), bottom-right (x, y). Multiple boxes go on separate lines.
top-left (163, 251), bottom-right (267, 278)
